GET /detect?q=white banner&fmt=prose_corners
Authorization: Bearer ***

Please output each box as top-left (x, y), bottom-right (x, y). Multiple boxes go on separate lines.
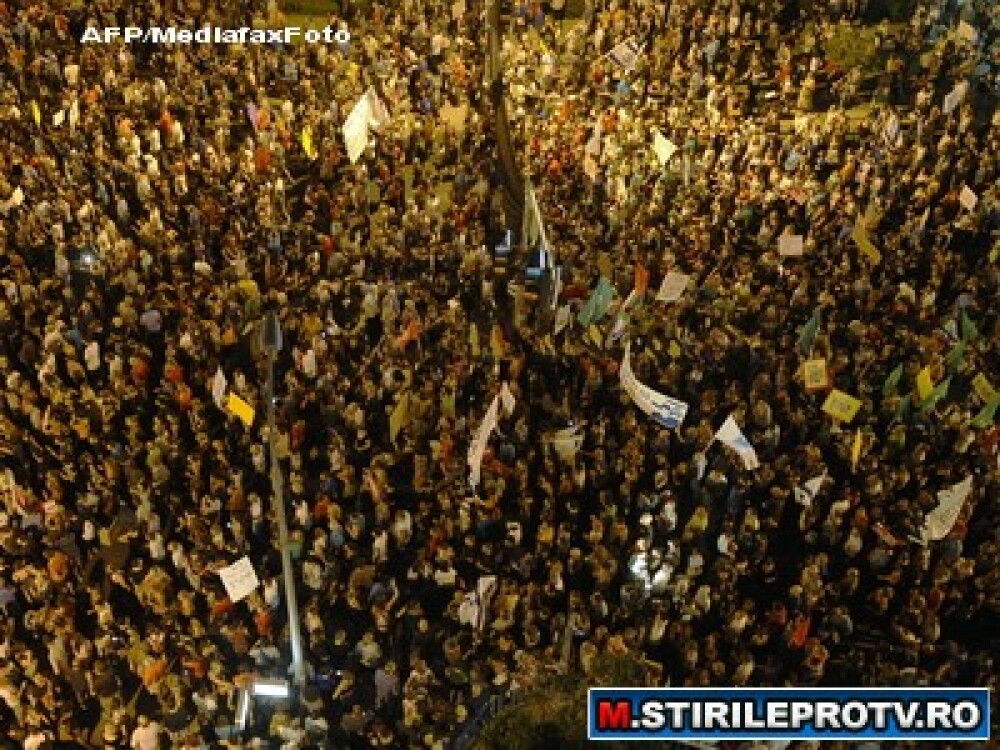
top-left (218, 556), bottom-right (260, 603)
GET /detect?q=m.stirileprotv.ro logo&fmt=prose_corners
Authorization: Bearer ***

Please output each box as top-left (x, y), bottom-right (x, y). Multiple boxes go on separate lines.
top-left (80, 26), bottom-right (351, 45)
top-left (588, 688), bottom-right (990, 742)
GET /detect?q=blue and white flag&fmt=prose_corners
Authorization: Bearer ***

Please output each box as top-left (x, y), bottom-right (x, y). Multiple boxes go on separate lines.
top-left (713, 415), bottom-right (759, 470)
top-left (620, 343), bottom-right (689, 429)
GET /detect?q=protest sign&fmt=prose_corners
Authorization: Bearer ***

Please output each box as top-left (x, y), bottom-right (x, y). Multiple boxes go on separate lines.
top-left (218, 556), bottom-right (260, 603)
top-left (822, 390), bottom-right (862, 423)
top-left (779, 234), bottom-right (804, 257)
top-left (803, 359), bottom-right (830, 393)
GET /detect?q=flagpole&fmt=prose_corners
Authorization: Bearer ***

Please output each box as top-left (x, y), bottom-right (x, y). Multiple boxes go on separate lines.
top-left (261, 312), bottom-right (307, 688)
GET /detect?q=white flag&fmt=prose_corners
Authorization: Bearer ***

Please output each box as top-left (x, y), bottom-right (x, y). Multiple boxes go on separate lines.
top-left (499, 382), bottom-right (516, 415)
top-left (943, 81), bottom-right (968, 115)
top-left (218, 556), bottom-right (260, 603)
top-left (302, 349), bottom-right (317, 378)
top-left (713, 415), bottom-right (760, 470)
top-left (656, 271), bottom-right (690, 303)
top-left (343, 93), bottom-right (373, 163)
top-left (652, 129), bottom-right (678, 166)
top-left (212, 367), bottom-right (227, 408)
top-left (959, 185), bottom-right (978, 212)
top-left (794, 472), bottom-right (828, 506)
top-left (554, 304), bottom-right (572, 335)
top-left (468, 396), bottom-right (500, 488)
top-left (365, 88), bottom-right (391, 131)
top-left (550, 425), bottom-right (584, 461)
top-left (919, 476), bottom-right (973, 543)
top-left (84, 341), bottom-right (101, 371)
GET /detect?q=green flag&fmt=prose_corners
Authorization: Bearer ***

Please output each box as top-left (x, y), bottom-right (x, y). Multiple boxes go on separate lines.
top-left (970, 396), bottom-right (1000, 429)
top-left (943, 341), bottom-right (966, 372)
top-left (892, 395), bottom-right (911, 423)
top-left (960, 309), bottom-right (979, 342)
top-left (921, 377), bottom-right (951, 412)
top-left (882, 363), bottom-right (904, 396)
top-left (797, 308), bottom-right (821, 356)
top-left (577, 277), bottom-right (615, 327)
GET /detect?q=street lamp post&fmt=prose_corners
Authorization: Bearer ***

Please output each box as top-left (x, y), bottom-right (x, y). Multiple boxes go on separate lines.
top-left (261, 311), bottom-right (307, 688)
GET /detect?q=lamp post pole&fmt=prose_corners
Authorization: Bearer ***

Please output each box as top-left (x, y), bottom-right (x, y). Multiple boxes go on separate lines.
top-left (261, 311), bottom-right (307, 688)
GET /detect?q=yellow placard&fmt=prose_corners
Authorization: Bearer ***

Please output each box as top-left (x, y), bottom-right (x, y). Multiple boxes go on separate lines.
top-left (916, 367), bottom-right (934, 401)
top-left (972, 373), bottom-right (997, 404)
top-left (822, 389), bottom-right (862, 423)
top-left (226, 393), bottom-right (255, 427)
top-left (803, 359), bottom-right (830, 393)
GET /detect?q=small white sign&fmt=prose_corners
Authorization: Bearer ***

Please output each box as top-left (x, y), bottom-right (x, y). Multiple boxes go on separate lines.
top-left (779, 234), bottom-right (804, 257)
top-left (218, 556), bottom-right (260, 603)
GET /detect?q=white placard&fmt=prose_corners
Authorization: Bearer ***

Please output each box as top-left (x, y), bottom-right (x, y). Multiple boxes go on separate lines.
top-left (779, 234), bottom-right (804, 257)
top-left (656, 271), bottom-right (691, 303)
top-left (218, 556), bottom-right (260, 603)
top-left (959, 185), bottom-right (978, 212)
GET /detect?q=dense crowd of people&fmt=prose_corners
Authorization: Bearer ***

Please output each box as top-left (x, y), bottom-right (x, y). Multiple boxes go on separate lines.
top-left (0, 0), bottom-right (998, 747)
